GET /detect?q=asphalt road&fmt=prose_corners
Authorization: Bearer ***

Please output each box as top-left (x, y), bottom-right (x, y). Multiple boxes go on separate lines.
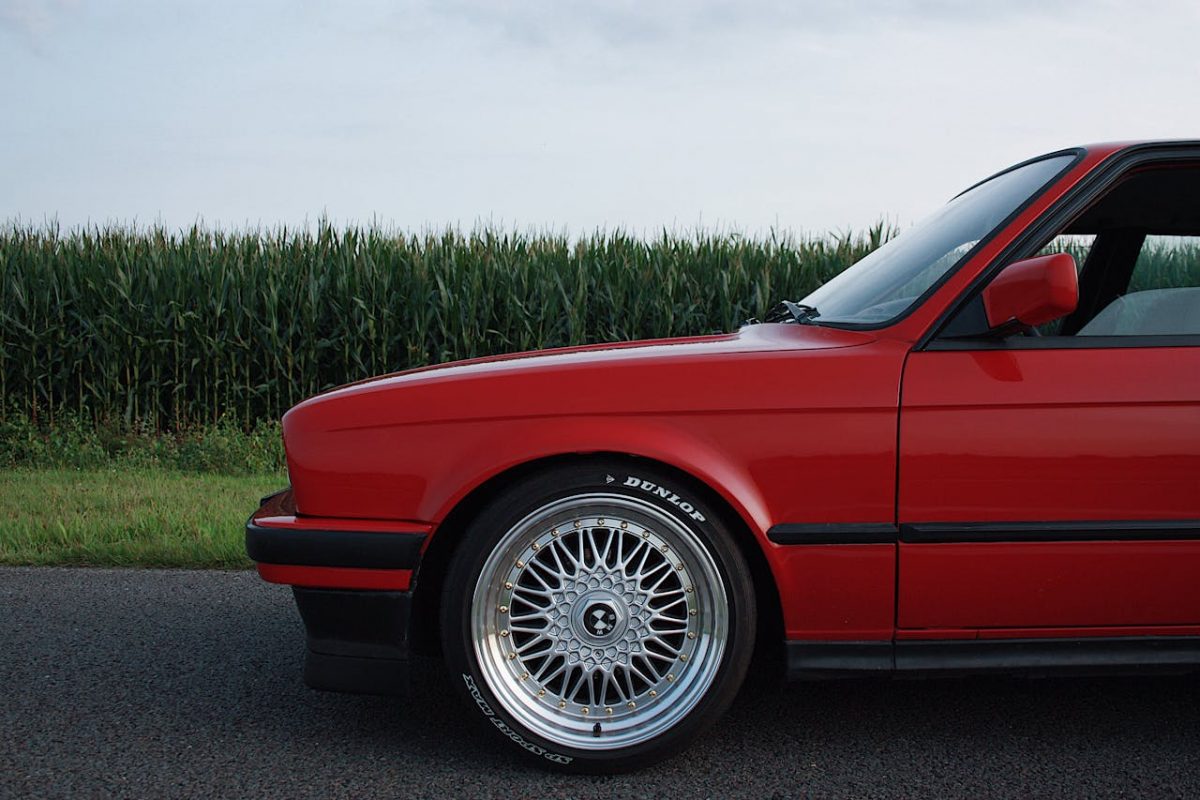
top-left (1, 567), bottom-right (1198, 799)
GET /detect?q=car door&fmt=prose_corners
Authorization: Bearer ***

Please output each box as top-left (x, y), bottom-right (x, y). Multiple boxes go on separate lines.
top-left (898, 344), bottom-right (1200, 633)
top-left (896, 185), bottom-right (1200, 634)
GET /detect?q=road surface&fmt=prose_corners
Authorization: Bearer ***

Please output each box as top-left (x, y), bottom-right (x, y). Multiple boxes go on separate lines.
top-left (1, 567), bottom-right (1197, 798)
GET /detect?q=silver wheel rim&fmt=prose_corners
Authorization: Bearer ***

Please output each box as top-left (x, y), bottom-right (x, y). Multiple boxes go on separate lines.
top-left (471, 493), bottom-right (729, 751)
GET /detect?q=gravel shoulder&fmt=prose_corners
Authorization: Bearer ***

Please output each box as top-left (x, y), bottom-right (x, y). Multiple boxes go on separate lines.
top-left (1, 567), bottom-right (1197, 799)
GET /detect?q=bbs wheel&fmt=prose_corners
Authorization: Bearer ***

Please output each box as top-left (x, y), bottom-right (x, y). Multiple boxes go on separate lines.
top-left (441, 460), bottom-right (756, 772)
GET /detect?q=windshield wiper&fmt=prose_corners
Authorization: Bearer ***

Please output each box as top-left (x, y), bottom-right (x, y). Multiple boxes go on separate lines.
top-left (762, 301), bottom-right (820, 325)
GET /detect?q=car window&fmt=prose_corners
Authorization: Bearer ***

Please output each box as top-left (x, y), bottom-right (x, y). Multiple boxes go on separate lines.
top-left (1078, 235), bottom-right (1200, 336)
top-left (940, 162), bottom-right (1200, 343)
top-left (1037, 234), bottom-right (1096, 265)
top-left (800, 154), bottom-right (1076, 325)
top-left (1129, 235), bottom-right (1200, 291)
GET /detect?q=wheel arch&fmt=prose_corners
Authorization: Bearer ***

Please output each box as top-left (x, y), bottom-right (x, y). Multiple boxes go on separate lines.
top-left (408, 450), bottom-right (784, 665)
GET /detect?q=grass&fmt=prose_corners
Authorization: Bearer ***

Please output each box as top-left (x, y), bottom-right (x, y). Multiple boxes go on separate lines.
top-left (0, 418), bottom-right (284, 568)
top-left (0, 413), bottom-right (285, 474)
top-left (0, 468), bottom-right (284, 568)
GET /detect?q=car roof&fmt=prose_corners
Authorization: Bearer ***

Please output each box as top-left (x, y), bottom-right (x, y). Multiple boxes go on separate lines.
top-left (1080, 140), bottom-right (1200, 158)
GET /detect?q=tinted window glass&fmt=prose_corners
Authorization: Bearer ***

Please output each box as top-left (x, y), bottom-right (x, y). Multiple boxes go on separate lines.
top-left (801, 155), bottom-right (1075, 325)
top-left (1078, 235), bottom-right (1200, 336)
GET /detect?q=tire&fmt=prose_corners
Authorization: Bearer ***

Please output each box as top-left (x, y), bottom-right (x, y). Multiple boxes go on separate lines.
top-left (441, 459), bottom-right (756, 773)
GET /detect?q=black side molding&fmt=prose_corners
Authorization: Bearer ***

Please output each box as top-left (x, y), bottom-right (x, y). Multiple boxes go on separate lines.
top-left (768, 519), bottom-right (1200, 545)
top-left (245, 523), bottom-right (425, 570)
top-left (786, 637), bottom-right (1200, 680)
top-left (767, 523), bottom-right (898, 545)
top-left (900, 520), bottom-right (1200, 544)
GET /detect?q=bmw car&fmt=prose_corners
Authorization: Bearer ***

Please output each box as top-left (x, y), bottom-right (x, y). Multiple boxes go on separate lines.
top-left (247, 140), bottom-right (1200, 772)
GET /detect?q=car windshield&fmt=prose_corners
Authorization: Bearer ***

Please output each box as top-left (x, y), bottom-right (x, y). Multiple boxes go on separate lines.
top-left (799, 153), bottom-right (1076, 325)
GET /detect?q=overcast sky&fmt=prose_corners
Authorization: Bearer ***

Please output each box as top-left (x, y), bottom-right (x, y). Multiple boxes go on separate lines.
top-left (2, 0), bottom-right (1198, 236)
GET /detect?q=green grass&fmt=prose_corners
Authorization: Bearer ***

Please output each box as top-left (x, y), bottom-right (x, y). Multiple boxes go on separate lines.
top-left (0, 417), bottom-right (283, 569)
top-left (0, 468), bottom-right (284, 568)
top-left (0, 413), bottom-right (285, 474)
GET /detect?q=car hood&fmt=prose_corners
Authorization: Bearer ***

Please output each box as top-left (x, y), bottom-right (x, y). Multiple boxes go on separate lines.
top-left (281, 323), bottom-right (882, 439)
top-left (315, 323), bottom-right (875, 401)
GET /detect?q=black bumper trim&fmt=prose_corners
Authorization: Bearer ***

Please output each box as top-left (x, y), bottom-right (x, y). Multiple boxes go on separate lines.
top-left (246, 523), bottom-right (425, 570)
top-left (303, 649), bottom-right (409, 696)
top-left (293, 587), bottom-right (412, 695)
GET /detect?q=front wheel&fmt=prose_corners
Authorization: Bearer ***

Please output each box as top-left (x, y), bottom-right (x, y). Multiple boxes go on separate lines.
top-left (441, 461), bottom-right (756, 772)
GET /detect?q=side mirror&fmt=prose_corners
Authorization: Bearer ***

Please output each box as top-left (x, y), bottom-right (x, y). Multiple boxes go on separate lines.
top-left (982, 253), bottom-right (1078, 331)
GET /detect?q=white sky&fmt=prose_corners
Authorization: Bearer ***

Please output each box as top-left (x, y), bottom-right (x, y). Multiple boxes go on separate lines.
top-left (2, 0), bottom-right (1199, 236)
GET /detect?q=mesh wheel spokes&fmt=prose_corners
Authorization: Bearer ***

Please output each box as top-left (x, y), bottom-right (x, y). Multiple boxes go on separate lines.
top-left (472, 494), bottom-right (728, 750)
top-left (508, 524), bottom-right (691, 708)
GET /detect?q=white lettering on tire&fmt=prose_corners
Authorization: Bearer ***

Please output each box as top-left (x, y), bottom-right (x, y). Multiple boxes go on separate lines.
top-left (462, 674), bottom-right (574, 765)
top-left (622, 476), bottom-right (706, 522)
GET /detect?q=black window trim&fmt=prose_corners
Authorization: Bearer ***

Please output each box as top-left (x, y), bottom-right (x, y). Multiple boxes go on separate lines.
top-left (917, 142), bottom-right (1200, 352)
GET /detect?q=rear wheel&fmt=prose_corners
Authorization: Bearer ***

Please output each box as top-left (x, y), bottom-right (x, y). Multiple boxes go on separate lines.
top-left (441, 461), bottom-right (755, 772)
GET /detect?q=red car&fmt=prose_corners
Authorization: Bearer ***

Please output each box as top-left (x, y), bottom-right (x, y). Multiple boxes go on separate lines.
top-left (247, 141), bottom-right (1200, 772)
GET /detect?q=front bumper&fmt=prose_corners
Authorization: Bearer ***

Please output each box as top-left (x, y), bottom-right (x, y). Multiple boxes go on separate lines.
top-left (292, 586), bottom-right (413, 695)
top-left (245, 489), bottom-right (431, 695)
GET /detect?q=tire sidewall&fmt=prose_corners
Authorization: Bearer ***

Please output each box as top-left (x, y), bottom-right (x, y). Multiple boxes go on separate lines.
top-left (440, 460), bottom-right (756, 772)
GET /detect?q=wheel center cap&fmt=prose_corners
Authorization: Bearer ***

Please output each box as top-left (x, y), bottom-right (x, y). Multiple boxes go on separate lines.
top-left (584, 603), bottom-right (617, 636)
top-left (572, 591), bottom-right (628, 645)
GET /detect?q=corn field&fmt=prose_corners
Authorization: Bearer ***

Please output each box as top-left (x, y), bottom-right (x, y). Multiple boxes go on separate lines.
top-left (1, 224), bottom-right (888, 429)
